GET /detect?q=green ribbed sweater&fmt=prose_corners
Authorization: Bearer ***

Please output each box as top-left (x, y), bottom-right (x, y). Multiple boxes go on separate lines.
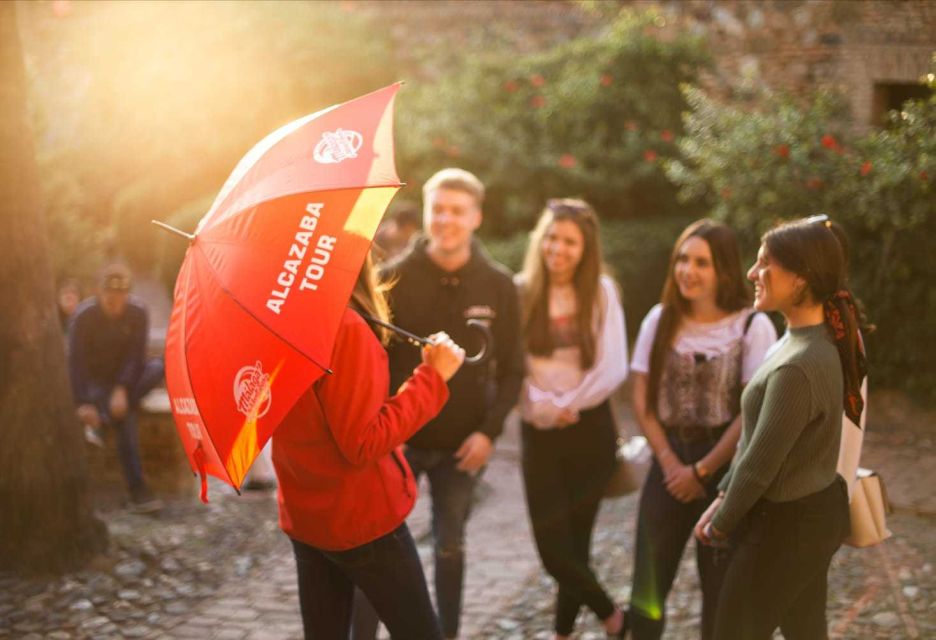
top-left (713, 323), bottom-right (843, 533)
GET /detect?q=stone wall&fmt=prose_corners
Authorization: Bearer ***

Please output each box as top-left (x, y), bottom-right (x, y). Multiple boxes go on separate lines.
top-left (357, 0), bottom-right (934, 131)
top-left (652, 0), bottom-right (936, 131)
top-left (85, 408), bottom-right (196, 501)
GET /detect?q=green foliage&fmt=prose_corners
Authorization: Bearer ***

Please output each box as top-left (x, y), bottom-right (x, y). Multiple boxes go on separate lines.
top-left (667, 74), bottom-right (936, 397)
top-left (21, 1), bottom-right (396, 283)
top-left (39, 170), bottom-right (110, 286)
top-left (397, 9), bottom-right (711, 235)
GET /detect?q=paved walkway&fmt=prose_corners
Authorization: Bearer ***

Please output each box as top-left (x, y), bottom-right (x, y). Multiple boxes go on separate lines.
top-left (2, 395), bottom-right (934, 639)
top-left (167, 416), bottom-right (543, 640)
top-left (107, 406), bottom-right (936, 639)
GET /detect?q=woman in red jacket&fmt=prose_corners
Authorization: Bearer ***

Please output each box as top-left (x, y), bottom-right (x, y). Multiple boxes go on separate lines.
top-left (272, 254), bottom-right (465, 640)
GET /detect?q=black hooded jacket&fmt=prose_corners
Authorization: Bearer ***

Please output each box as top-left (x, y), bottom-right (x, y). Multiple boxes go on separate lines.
top-left (380, 237), bottom-right (523, 451)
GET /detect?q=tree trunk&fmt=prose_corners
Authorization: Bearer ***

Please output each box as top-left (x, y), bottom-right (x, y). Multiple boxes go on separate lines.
top-left (0, 2), bottom-right (106, 574)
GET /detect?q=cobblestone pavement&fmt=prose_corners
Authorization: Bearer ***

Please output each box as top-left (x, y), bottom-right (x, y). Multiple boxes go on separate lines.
top-left (1, 397), bottom-right (934, 639)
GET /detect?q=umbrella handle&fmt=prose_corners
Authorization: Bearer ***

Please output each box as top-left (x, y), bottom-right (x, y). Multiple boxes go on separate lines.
top-left (359, 314), bottom-right (491, 367)
top-left (463, 319), bottom-right (492, 366)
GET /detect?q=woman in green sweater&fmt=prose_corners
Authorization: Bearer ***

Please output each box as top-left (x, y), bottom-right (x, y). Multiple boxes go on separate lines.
top-left (694, 215), bottom-right (868, 639)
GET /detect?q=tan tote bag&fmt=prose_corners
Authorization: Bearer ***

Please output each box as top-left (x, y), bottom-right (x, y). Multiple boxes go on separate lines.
top-left (838, 379), bottom-right (892, 547)
top-left (844, 468), bottom-right (892, 547)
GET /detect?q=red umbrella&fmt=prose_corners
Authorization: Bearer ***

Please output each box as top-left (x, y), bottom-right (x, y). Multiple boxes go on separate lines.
top-left (160, 84), bottom-right (403, 502)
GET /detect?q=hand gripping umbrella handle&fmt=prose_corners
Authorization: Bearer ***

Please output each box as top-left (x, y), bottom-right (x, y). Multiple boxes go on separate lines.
top-left (359, 314), bottom-right (491, 367)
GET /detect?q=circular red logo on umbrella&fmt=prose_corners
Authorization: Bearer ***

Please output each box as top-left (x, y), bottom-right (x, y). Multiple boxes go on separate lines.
top-left (313, 128), bottom-right (363, 164)
top-left (234, 361), bottom-right (272, 418)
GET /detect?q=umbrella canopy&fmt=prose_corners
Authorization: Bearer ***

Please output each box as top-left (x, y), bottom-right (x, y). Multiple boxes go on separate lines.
top-left (165, 84), bottom-right (403, 501)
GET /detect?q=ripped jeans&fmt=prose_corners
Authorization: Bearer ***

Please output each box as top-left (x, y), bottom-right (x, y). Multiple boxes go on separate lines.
top-left (407, 447), bottom-right (482, 638)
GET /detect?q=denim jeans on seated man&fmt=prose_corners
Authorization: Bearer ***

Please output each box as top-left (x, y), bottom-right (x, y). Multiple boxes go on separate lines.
top-left (84, 357), bottom-right (164, 501)
top-left (292, 523), bottom-right (442, 640)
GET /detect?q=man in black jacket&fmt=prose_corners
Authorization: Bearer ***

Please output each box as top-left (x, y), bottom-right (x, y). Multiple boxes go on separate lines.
top-left (380, 168), bottom-right (523, 638)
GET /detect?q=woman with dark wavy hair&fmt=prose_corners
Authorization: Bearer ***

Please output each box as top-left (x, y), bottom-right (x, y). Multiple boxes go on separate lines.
top-left (695, 215), bottom-right (868, 639)
top-left (627, 219), bottom-right (776, 640)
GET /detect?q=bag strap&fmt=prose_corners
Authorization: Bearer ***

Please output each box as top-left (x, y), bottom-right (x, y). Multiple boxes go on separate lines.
top-left (743, 310), bottom-right (757, 336)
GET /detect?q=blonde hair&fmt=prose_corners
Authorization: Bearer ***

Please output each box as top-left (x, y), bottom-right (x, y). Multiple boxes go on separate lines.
top-left (350, 252), bottom-right (393, 346)
top-left (422, 168), bottom-right (485, 206)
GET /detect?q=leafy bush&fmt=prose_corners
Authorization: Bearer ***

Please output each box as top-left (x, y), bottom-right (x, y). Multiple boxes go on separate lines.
top-left (667, 74), bottom-right (936, 398)
top-left (397, 9), bottom-right (710, 235)
top-left (25, 1), bottom-right (396, 285)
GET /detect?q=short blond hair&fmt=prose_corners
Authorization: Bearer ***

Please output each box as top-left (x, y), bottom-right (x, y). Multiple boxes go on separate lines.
top-left (422, 168), bottom-right (485, 206)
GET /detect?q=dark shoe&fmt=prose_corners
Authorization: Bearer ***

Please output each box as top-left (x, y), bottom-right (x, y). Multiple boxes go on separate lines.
top-left (130, 487), bottom-right (163, 514)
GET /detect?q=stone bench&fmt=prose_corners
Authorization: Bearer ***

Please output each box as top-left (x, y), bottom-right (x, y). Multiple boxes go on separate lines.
top-left (84, 387), bottom-right (198, 500)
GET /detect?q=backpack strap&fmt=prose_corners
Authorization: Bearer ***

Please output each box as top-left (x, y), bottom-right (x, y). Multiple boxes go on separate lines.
top-left (743, 310), bottom-right (758, 336)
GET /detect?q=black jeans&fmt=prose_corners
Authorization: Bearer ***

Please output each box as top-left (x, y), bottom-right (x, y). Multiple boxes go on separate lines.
top-left (353, 447), bottom-right (483, 639)
top-left (713, 476), bottom-right (850, 640)
top-left (629, 434), bottom-right (729, 640)
top-left (290, 524), bottom-right (442, 640)
top-left (522, 402), bottom-right (618, 636)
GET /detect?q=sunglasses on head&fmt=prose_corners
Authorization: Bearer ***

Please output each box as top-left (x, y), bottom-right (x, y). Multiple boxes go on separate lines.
top-left (805, 213), bottom-right (833, 228)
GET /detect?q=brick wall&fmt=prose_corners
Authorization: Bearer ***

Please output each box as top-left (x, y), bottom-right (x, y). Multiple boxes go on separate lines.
top-left (651, 0), bottom-right (936, 131)
top-left (358, 0), bottom-right (934, 131)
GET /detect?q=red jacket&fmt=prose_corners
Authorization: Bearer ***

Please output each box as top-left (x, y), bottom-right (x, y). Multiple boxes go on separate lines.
top-left (272, 308), bottom-right (448, 551)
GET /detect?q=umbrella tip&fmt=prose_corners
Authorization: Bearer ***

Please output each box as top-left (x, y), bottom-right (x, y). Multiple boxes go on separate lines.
top-left (325, 368), bottom-right (334, 375)
top-left (151, 219), bottom-right (195, 241)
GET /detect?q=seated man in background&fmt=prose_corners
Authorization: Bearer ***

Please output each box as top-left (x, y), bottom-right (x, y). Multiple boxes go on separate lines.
top-left (68, 263), bottom-right (165, 513)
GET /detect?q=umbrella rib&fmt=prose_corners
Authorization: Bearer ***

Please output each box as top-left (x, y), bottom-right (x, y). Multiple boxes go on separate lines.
top-left (178, 259), bottom-right (236, 489)
top-left (193, 242), bottom-right (335, 375)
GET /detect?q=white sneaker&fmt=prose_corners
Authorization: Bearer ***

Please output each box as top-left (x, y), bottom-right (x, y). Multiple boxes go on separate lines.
top-left (84, 424), bottom-right (104, 447)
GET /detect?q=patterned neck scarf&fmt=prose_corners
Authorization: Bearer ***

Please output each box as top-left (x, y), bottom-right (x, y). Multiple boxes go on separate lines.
top-left (824, 290), bottom-right (868, 425)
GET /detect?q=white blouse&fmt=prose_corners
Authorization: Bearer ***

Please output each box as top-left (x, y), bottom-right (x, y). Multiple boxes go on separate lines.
top-left (521, 274), bottom-right (629, 429)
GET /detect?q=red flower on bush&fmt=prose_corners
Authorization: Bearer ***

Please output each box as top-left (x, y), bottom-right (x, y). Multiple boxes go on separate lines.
top-left (530, 95), bottom-right (546, 109)
top-left (805, 177), bottom-right (824, 190)
top-left (921, 170), bottom-right (930, 182)
top-left (432, 137), bottom-right (446, 149)
top-left (860, 161), bottom-right (872, 177)
top-left (661, 129), bottom-right (675, 143)
top-left (643, 149), bottom-right (658, 163)
top-left (720, 187), bottom-right (732, 200)
top-left (600, 73), bottom-right (614, 87)
top-left (559, 154), bottom-right (577, 169)
top-left (774, 144), bottom-right (790, 159)
top-left (447, 145), bottom-right (460, 158)
top-left (504, 80), bottom-right (518, 93)
top-left (625, 120), bottom-right (639, 132)
top-left (821, 134), bottom-right (842, 153)
top-left (530, 74), bottom-right (545, 87)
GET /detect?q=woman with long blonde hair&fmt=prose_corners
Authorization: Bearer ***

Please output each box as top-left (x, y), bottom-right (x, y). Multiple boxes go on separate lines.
top-left (272, 253), bottom-right (465, 639)
top-left (517, 199), bottom-right (629, 639)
